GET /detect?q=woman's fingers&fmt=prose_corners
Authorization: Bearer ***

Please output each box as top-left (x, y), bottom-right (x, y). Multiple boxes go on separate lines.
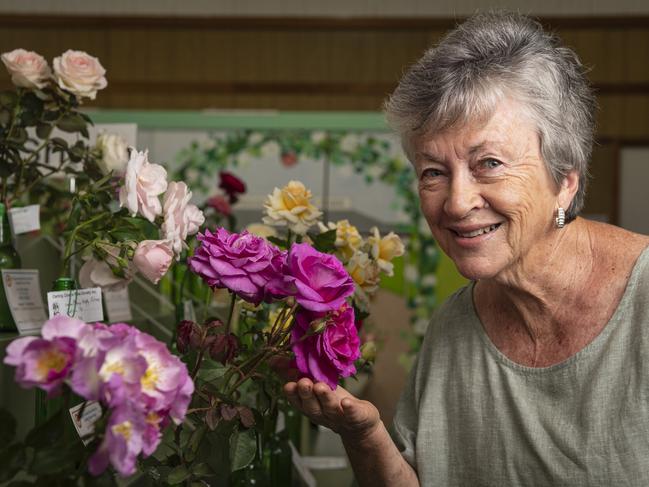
top-left (314, 382), bottom-right (344, 416)
top-left (296, 378), bottom-right (323, 418)
top-left (283, 381), bottom-right (302, 410)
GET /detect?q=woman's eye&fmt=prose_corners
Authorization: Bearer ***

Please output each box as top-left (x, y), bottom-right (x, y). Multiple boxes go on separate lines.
top-left (421, 168), bottom-right (443, 179)
top-left (481, 158), bottom-right (502, 170)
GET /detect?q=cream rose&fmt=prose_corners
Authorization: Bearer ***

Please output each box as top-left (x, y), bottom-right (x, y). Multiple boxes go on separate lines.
top-left (1, 49), bottom-right (51, 89)
top-left (133, 240), bottom-right (174, 284)
top-left (118, 149), bottom-right (168, 223)
top-left (53, 50), bottom-right (107, 99)
top-left (162, 181), bottom-right (205, 256)
top-left (367, 226), bottom-right (405, 276)
top-left (95, 133), bottom-right (129, 175)
top-left (262, 180), bottom-right (322, 235)
top-left (346, 251), bottom-right (382, 310)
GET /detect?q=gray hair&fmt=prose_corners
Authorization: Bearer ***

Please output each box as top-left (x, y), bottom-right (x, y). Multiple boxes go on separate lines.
top-left (384, 11), bottom-right (597, 221)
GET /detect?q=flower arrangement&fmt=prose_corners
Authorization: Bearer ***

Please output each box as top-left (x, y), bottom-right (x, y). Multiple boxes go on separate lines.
top-left (2, 315), bottom-right (192, 481)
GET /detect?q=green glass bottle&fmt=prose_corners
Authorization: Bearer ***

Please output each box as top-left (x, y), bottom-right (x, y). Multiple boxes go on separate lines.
top-left (0, 203), bottom-right (21, 332)
top-left (269, 430), bottom-right (293, 486)
top-left (35, 277), bottom-right (77, 425)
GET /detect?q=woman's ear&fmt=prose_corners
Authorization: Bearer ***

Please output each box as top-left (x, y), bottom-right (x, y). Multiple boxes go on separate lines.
top-left (559, 170), bottom-right (580, 208)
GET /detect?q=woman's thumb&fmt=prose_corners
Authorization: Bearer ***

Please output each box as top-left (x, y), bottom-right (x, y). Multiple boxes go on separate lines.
top-left (341, 397), bottom-right (367, 424)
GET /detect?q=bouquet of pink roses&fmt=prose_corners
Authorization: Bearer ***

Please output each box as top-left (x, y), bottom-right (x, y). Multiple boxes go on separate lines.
top-left (2, 315), bottom-right (193, 481)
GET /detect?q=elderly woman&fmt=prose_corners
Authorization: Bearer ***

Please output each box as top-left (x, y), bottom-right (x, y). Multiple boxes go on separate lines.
top-left (284, 11), bottom-right (649, 486)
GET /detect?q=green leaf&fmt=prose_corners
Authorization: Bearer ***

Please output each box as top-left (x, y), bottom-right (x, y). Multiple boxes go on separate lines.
top-left (29, 441), bottom-right (83, 475)
top-left (166, 465), bottom-right (190, 485)
top-left (229, 428), bottom-right (256, 472)
top-left (0, 90), bottom-right (18, 107)
top-left (35, 122), bottom-right (53, 139)
top-left (310, 228), bottom-right (337, 253)
top-left (267, 236), bottom-right (288, 249)
top-left (50, 137), bottom-right (69, 150)
top-left (191, 462), bottom-right (212, 478)
top-left (0, 407), bottom-right (17, 445)
top-left (56, 113), bottom-right (87, 134)
top-left (0, 443), bottom-right (26, 482)
top-left (25, 409), bottom-right (64, 448)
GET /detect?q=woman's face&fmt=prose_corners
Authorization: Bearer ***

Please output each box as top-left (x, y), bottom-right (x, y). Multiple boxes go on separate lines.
top-left (413, 97), bottom-right (575, 281)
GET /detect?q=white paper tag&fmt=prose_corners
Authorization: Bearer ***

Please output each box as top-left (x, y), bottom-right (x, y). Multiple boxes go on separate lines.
top-left (1, 269), bottom-right (48, 335)
top-left (290, 441), bottom-right (317, 487)
top-left (103, 287), bottom-right (132, 323)
top-left (183, 299), bottom-right (196, 322)
top-left (8, 205), bottom-right (40, 235)
top-left (302, 456), bottom-right (348, 470)
top-left (47, 287), bottom-right (104, 322)
top-left (69, 400), bottom-right (102, 445)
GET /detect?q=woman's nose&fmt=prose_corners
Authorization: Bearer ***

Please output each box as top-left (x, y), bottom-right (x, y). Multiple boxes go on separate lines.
top-left (443, 176), bottom-right (485, 219)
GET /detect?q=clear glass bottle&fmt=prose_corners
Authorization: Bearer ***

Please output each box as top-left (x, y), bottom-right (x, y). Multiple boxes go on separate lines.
top-left (231, 432), bottom-right (270, 487)
top-left (0, 203), bottom-right (21, 332)
top-left (269, 430), bottom-right (293, 486)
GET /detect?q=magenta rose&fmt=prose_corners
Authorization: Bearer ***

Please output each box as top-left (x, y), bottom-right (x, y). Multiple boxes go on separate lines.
top-left (292, 303), bottom-right (360, 390)
top-left (269, 243), bottom-right (355, 313)
top-left (188, 227), bottom-right (286, 305)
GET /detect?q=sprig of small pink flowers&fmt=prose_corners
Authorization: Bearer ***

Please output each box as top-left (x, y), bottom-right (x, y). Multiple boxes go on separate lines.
top-left (3, 316), bottom-right (193, 477)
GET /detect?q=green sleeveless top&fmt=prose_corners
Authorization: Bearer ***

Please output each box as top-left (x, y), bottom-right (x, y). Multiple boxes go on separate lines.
top-left (393, 247), bottom-right (649, 486)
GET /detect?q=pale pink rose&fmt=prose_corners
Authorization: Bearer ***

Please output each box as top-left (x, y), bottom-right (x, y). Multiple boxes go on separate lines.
top-left (52, 49), bottom-right (107, 99)
top-left (119, 149), bottom-right (168, 223)
top-left (1, 49), bottom-right (51, 89)
top-left (161, 182), bottom-right (204, 256)
top-left (133, 240), bottom-right (173, 284)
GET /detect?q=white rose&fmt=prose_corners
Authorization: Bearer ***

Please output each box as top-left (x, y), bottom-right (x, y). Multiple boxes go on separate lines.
top-left (1, 49), bottom-right (51, 89)
top-left (340, 134), bottom-right (360, 153)
top-left (311, 131), bottom-right (327, 144)
top-left (118, 149), bottom-right (168, 222)
top-left (161, 182), bottom-right (204, 256)
top-left (95, 133), bottom-right (129, 175)
top-left (53, 50), bottom-right (107, 99)
top-left (78, 251), bottom-right (133, 291)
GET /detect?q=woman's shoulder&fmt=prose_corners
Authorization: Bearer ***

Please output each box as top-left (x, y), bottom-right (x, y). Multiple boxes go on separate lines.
top-left (582, 219), bottom-right (649, 259)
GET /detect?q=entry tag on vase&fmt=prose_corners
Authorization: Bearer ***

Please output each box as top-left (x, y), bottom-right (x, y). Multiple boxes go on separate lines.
top-left (69, 401), bottom-right (102, 445)
top-left (8, 205), bottom-right (40, 235)
top-left (1, 269), bottom-right (48, 335)
top-left (47, 287), bottom-right (104, 323)
top-left (103, 287), bottom-right (132, 323)
top-left (290, 441), bottom-right (317, 487)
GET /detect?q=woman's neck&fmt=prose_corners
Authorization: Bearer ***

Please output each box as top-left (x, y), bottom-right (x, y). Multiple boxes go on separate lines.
top-left (474, 218), bottom-right (633, 367)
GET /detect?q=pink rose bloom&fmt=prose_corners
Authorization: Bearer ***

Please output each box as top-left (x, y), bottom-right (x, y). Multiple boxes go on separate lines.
top-left (188, 227), bottom-right (286, 305)
top-left (78, 256), bottom-right (133, 291)
top-left (161, 181), bottom-right (205, 256)
top-left (269, 243), bottom-right (355, 312)
top-left (292, 304), bottom-right (360, 390)
top-left (53, 49), bottom-right (107, 99)
top-left (119, 149), bottom-right (168, 223)
top-left (4, 335), bottom-right (76, 395)
top-left (1, 48), bottom-right (51, 89)
top-left (133, 240), bottom-right (173, 284)
top-left (207, 194), bottom-right (232, 216)
top-left (88, 404), bottom-right (147, 477)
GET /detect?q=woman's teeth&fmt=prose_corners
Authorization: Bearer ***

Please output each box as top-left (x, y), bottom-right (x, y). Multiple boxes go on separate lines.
top-left (457, 224), bottom-right (500, 238)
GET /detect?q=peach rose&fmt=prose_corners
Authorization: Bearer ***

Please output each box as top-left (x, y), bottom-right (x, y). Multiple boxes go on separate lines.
top-left (133, 240), bottom-right (174, 284)
top-left (53, 50), bottom-right (107, 99)
top-left (1, 49), bottom-right (51, 89)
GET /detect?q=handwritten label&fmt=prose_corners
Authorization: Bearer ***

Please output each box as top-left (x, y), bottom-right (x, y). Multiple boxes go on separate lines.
top-left (69, 401), bottom-right (102, 445)
top-left (8, 205), bottom-right (40, 235)
top-left (1, 269), bottom-right (47, 335)
top-left (103, 287), bottom-right (132, 323)
top-left (47, 287), bottom-right (103, 322)
top-left (290, 442), bottom-right (317, 487)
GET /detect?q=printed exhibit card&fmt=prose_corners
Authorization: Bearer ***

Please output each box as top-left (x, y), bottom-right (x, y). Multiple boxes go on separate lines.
top-left (47, 287), bottom-right (104, 323)
top-left (1, 269), bottom-right (48, 335)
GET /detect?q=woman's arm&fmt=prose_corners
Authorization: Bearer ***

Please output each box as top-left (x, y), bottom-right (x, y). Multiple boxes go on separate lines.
top-left (284, 378), bottom-right (419, 487)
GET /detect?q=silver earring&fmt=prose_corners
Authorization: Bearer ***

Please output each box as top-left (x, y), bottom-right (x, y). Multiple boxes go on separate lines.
top-left (555, 207), bottom-right (565, 228)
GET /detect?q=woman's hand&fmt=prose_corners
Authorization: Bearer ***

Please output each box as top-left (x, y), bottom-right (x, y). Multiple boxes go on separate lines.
top-left (283, 378), bottom-right (381, 442)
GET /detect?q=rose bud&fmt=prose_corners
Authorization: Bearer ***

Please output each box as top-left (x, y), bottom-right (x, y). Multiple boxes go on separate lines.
top-left (208, 333), bottom-right (239, 365)
top-left (176, 320), bottom-right (201, 353)
top-left (360, 341), bottom-right (377, 362)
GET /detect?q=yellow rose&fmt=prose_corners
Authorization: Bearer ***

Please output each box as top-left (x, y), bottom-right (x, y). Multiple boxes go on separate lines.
top-left (245, 223), bottom-right (278, 240)
top-left (367, 227), bottom-right (405, 276)
top-left (319, 219), bottom-right (363, 261)
top-left (347, 251), bottom-right (381, 296)
top-left (263, 180), bottom-right (322, 235)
